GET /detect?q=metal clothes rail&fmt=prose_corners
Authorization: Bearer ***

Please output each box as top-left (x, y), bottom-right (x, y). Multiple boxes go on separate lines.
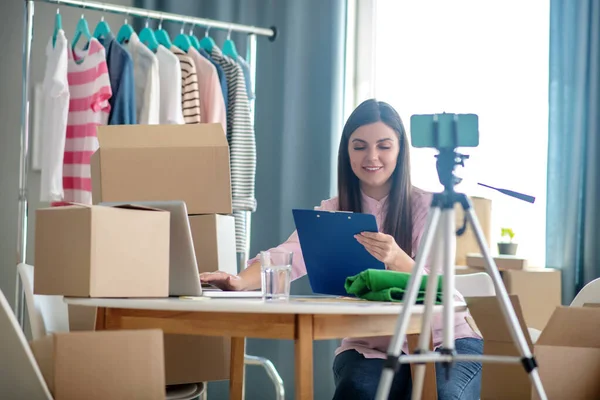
top-left (15, 1), bottom-right (282, 399)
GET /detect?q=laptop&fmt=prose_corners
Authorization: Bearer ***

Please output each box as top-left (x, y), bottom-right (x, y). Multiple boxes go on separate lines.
top-left (100, 200), bottom-right (262, 298)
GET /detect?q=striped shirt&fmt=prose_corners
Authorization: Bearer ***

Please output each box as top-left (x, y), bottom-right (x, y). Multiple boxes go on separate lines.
top-left (171, 45), bottom-right (201, 124)
top-left (64, 38), bottom-right (112, 204)
top-left (210, 47), bottom-right (256, 253)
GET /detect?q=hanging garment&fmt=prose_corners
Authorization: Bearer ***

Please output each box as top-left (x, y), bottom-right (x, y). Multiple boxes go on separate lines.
top-left (171, 45), bottom-right (201, 124)
top-left (64, 38), bottom-right (112, 204)
top-left (237, 56), bottom-right (255, 101)
top-left (122, 32), bottom-right (159, 124)
top-left (210, 46), bottom-right (256, 254)
top-left (188, 47), bottom-right (226, 132)
top-left (156, 45), bottom-right (184, 124)
top-left (198, 48), bottom-right (228, 111)
top-left (40, 30), bottom-right (69, 203)
top-left (98, 32), bottom-right (136, 125)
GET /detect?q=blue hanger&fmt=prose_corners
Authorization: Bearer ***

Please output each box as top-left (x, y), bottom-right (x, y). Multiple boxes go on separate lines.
top-left (72, 13), bottom-right (92, 51)
top-left (155, 18), bottom-right (172, 48)
top-left (93, 15), bottom-right (111, 40)
top-left (173, 24), bottom-right (191, 52)
top-left (116, 17), bottom-right (134, 44)
top-left (199, 27), bottom-right (216, 53)
top-left (52, 8), bottom-right (62, 48)
top-left (139, 18), bottom-right (159, 52)
top-left (188, 25), bottom-right (201, 50)
top-left (222, 29), bottom-right (239, 59)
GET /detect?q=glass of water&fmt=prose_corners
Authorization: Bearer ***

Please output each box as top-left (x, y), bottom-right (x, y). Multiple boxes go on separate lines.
top-left (260, 251), bottom-right (293, 301)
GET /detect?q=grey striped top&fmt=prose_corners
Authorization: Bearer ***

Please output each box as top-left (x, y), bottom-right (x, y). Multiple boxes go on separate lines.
top-left (210, 46), bottom-right (256, 252)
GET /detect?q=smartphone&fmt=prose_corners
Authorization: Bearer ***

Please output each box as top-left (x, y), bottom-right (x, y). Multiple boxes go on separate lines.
top-left (410, 113), bottom-right (479, 149)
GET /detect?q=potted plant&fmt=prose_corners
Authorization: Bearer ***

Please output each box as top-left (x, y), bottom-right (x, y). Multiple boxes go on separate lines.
top-left (498, 227), bottom-right (518, 255)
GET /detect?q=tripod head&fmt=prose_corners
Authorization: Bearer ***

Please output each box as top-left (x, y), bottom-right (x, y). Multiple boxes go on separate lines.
top-left (435, 149), bottom-right (469, 193)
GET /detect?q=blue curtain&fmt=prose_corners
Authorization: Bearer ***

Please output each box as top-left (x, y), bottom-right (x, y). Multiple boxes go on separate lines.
top-left (135, 0), bottom-right (347, 399)
top-left (546, 0), bottom-right (600, 304)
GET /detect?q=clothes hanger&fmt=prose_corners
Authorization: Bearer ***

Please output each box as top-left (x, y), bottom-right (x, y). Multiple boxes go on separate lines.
top-left (116, 14), bottom-right (134, 44)
top-left (154, 16), bottom-right (172, 48)
top-left (71, 10), bottom-right (92, 52)
top-left (188, 24), bottom-right (201, 50)
top-left (138, 14), bottom-right (159, 51)
top-left (199, 26), bottom-right (216, 53)
top-left (222, 28), bottom-right (239, 59)
top-left (173, 23), bottom-right (192, 52)
top-left (52, 6), bottom-right (62, 48)
top-left (93, 12), bottom-right (111, 40)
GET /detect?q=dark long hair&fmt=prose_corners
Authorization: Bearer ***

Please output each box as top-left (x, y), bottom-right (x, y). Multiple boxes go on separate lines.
top-left (337, 99), bottom-right (413, 256)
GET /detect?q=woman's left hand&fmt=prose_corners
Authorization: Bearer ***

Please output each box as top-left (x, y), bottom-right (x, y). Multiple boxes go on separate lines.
top-left (355, 232), bottom-right (413, 272)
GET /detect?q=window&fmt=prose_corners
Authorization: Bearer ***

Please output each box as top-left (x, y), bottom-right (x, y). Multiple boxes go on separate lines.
top-left (352, 0), bottom-right (549, 266)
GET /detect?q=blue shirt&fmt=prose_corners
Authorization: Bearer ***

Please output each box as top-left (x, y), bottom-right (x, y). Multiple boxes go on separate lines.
top-left (98, 33), bottom-right (136, 125)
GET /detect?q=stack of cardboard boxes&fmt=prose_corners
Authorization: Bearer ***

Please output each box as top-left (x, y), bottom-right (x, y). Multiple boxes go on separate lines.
top-left (456, 197), bottom-right (599, 399)
top-left (33, 123), bottom-right (238, 387)
top-left (468, 296), bottom-right (600, 399)
top-left (454, 196), bottom-right (562, 332)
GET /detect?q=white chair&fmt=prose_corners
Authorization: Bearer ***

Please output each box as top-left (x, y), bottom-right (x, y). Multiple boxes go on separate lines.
top-left (455, 272), bottom-right (496, 297)
top-left (0, 288), bottom-right (52, 399)
top-left (17, 263), bottom-right (69, 340)
top-left (18, 263), bottom-right (204, 400)
top-left (455, 272), bottom-right (542, 343)
top-left (570, 277), bottom-right (600, 307)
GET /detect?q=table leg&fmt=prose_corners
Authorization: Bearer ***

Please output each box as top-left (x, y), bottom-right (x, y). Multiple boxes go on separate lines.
top-left (229, 337), bottom-right (246, 400)
top-left (95, 307), bottom-right (106, 330)
top-left (295, 314), bottom-right (314, 400)
top-left (407, 334), bottom-right (438, 400)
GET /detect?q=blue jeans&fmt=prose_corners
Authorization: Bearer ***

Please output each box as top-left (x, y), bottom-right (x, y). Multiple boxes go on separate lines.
top-left (332, 338), bottom-right (483, 400)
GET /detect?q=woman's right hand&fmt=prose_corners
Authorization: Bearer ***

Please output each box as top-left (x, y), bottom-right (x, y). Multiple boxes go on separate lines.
top-left (199, 271), bottom-right (246, 291)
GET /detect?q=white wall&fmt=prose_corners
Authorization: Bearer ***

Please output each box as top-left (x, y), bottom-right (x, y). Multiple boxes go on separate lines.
top-left (0, 0), bottom-right (134, 309)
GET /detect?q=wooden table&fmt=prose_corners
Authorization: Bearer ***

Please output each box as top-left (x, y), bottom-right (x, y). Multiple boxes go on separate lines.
top-left (64, 296), bottom-right (464, 400)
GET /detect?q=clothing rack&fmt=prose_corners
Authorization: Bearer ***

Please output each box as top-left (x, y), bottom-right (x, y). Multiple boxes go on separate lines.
top-left (15, 2), bottom-right (282, 398)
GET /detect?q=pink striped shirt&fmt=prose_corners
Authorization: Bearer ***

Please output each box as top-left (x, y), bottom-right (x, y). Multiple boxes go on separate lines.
top-left (248, 187), bottom-right (482, 358)
top-left (64, 38), bottom-right (112, 204)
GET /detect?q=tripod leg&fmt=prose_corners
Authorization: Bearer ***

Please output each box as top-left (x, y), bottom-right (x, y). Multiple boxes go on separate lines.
top-left (410, 225), bottom-right (444, 400)
top-left (464, 202), bottom-right (548, 400)
top-left (440, 208), bottom-right (457, 371)
top-left (375, 206), bottom-right (442, 400)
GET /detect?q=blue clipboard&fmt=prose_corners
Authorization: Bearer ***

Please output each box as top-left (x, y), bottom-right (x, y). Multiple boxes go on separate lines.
top-left (292, 209), bottom-right (385, 296)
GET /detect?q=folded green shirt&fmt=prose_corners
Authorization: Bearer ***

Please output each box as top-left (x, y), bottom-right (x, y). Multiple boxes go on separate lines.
top-left (345, 269), bottom-right (443, 304)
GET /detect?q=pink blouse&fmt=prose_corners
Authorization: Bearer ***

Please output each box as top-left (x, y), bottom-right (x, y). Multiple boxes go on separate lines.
top-left (248, 187), bottom-right (482, 358)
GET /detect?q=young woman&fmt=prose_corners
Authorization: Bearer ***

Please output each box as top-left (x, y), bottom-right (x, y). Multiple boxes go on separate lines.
top-left (200, 99), bottom-right (484, 399)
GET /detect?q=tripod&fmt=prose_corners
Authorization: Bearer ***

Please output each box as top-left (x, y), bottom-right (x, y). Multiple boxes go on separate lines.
top-left (374, 149), bottom-right (547, 400)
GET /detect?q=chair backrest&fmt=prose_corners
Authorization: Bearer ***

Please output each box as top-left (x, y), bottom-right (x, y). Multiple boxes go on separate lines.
top-left (0, 288), bottom-right (52, 399)
top-left (570, 277), bottom-right (600, 307)
top-left (17, 263), bottom-right (69, 340)
top-left (455, 272), bottom-right (496, 297)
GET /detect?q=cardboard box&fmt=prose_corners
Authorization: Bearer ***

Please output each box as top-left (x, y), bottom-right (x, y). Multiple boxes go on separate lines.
top-left (66, 307), bottom-right (232, 385)
top-left (469, 297), bottom-right (600, 399)
top-left (189, 214), bottom-right (237, 275)
top-left (533, 306), bottom-right (600, 400)
top-left (29, 329), bottom-right (165, 400)
top-left (164, 334), bottom-right (231, 385)
top-left (467, 295), bottom-right (533, 400)
top-left (466, 253), bottom-right (527, 270)
top-left (457, 267), bottom-right (561, 330)
top-left (91, 123), bottom-right (232, 215)
top-left (455, 197), bottom-right (492, 266)
top-left (34, 204), bottom-right (170, 297)
top-left (501, 269), bottom-right (561, 330)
